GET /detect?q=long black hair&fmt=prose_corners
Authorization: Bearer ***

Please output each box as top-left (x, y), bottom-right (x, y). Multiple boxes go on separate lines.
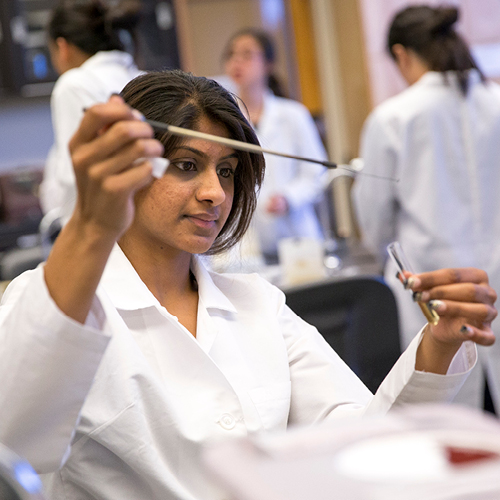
top-left (48, 0), bottom-right (141, 56)
top-left (388, 5), bottom-right (484, 95)
top-left (121, 70), bottom-right (266, 254)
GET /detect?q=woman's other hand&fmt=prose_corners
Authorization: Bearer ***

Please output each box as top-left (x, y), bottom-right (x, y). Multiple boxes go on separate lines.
top-left (407, 268), bottom-right (497, 373)
top-left (266, 194), bottom-right (289, 215)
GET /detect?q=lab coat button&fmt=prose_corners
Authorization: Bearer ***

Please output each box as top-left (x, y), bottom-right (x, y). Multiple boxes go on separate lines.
top-left (218, 413), bottom-right (236, 430)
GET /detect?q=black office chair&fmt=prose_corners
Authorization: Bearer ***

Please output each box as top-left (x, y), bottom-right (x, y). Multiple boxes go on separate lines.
top-left (0, 209), bottom-right (62, 281)
top-left (284, 275), bottom-right (401, 393)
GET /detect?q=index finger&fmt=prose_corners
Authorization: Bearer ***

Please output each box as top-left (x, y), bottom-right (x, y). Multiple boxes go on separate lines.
top-left (414, 268), bottom-right (489, 290)
top-left (69, 98), bottom-right (143, 154)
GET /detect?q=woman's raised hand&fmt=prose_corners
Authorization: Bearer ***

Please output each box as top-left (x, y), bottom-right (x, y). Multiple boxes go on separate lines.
top-left (408, 268), bottom-right (497, 373)
top-left (44, 96), bottom-right (164, 324)
top-left (69, 95), bottom-right (164, 240)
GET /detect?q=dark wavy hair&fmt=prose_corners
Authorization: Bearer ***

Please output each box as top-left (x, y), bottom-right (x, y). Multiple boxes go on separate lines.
top-left (223, 28), bottom-right (287, 98)
top-left (48, 0), bottom-right (141, 55)
top-left (120, 70), bottom-right (266, 254)
top-left (388, 5), bottom-right (484, 95)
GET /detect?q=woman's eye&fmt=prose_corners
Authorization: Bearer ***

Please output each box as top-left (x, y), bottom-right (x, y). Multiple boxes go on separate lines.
top-left (172, 160), bottom-right (197, 172)
top-left (217, 166), bottom-right (235, 179)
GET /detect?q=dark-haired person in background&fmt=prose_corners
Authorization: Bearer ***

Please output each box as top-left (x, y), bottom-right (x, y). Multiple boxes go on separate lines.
top-left (222, 29), bottom-right (327, 263)
top-left (353, 5), bottom-right (500, 412)
top-left (40, 0), bottom-right (142, 222)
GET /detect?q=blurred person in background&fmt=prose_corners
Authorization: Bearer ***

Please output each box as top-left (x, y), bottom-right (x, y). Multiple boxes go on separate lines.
top-left (40, 0), bottom-right (142, 222)
top-left (222, 28), bottom-right (327, 263)
top-left (353, 4), bottom-right (500, 412)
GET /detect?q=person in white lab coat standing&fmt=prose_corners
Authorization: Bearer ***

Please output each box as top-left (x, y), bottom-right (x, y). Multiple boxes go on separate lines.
top-left (223, 29), bottom-right (327, 262)
top-left (0, 69), bottom-right (496, 500)
top-left (40, 0), bottom-right (142, 222)
top-left (353, 5), bottom-right (500, 412)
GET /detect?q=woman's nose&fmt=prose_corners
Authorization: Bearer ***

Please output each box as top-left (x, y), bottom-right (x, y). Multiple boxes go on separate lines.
top-left (196, 169), bottom-right (226, 205)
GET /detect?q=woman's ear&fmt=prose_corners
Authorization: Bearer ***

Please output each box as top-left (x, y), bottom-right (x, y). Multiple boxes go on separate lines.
top-left (391, 44), bottom-right (408, 67)
top-left (391, 44), bottom-right (429, 85)
top-left (391, 44), bottom-right (415, 84)
top-left (55, 37), bottom-right (70, 62)
top-left (53, 37), bottom-right (90, 73)
top-left (49, 37), bottom-right (72, 74)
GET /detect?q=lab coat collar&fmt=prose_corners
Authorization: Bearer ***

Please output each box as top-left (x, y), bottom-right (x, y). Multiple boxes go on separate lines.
top-left (255, 90), bottom-right (278, 137)
top-left (80, 50), bottom-right (137, 71)
top-left (191, 256), bottom-right (238, 313)
top-left (100, 245), bottom-right (237, 314)
top-left (416, 69), bottom-right (482, 89)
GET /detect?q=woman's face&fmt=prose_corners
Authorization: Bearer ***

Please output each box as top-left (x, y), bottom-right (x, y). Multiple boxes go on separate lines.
top-left (129, 116), bottom-right (238, 257)
top-left (224, 34), bottom-right (269, 91)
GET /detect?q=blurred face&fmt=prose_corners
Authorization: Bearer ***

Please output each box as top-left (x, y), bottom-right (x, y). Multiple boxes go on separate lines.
top-left (224, 34), bottom-right (269, 91)
top-left (129, 116), bottom-right (238, 256)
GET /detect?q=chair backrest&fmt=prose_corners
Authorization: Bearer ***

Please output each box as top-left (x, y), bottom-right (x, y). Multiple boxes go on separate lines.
top-left (284, 275), bottom-right (401, 393)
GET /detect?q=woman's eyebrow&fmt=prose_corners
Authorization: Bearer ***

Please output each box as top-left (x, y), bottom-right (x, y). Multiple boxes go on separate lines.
top-left (221, 153), bottom-right (239, 161)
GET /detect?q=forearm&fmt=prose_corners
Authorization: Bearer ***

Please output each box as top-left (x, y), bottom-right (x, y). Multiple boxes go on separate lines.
top-left (415, 325), bottom-right (462, 374)
top-left (44, 215), bottom-right (117, 324)
top-left (365, 330), bottom-right (475, 416)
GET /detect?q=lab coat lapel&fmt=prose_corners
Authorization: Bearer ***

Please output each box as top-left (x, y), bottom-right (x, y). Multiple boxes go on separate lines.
top-left (255, 92), bottom-right (280, 145)
top-left (99, 249), bottom-right (241, 389)
top-left (82, 285), bottom-right (247, 434)
top-left (191, 256), bottom-right (237, 354)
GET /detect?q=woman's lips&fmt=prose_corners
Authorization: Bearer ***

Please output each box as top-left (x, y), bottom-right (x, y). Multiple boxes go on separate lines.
top-left (186, 214), bottom-right (218, 229)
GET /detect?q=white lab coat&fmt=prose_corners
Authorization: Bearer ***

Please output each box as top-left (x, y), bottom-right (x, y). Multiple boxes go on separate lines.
top-left (0, 245), bottom-right (474, 500)
top-left (40, 51), bottom-right (142, 221)
top-left (252, 93), bottom-right (327, 255)
top-left (353, 70), bottom-right (500, 409)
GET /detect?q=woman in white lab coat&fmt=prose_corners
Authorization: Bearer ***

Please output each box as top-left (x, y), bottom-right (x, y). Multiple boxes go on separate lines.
top-left (40, 0), bottom-right (142, 221)
top-left (353, 5), bottom-right (500, 411)
top-left (0, 70), bottom-right (496, 500)
top-left (223, 29), bottom-right (327, 262)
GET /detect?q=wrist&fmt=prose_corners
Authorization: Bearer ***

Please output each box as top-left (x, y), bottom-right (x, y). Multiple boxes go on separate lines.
top-left (66, 210), bottom-right (121, 251)
top-left (43, 214), bottom-right (118, 324)
top-left (415, 325), bottom-right (462, 374)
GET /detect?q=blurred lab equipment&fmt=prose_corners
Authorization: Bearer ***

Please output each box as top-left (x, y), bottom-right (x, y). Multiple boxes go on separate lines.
top-left (203, 404), bottom-right (500, 500)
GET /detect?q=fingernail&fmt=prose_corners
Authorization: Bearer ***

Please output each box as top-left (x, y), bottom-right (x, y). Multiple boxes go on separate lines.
top-left (405, 276), bottom-right (420, 290)
top-left (460, 325), bottom-right (473, 336)
top-left (396, 272), bottom-right (408, 287)
top-left (132, 109), bottom-right (144, 121)
top-left (413, 291), bottom-right (430, 302)
top-left (428, 299), bottom-right (445, 312)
